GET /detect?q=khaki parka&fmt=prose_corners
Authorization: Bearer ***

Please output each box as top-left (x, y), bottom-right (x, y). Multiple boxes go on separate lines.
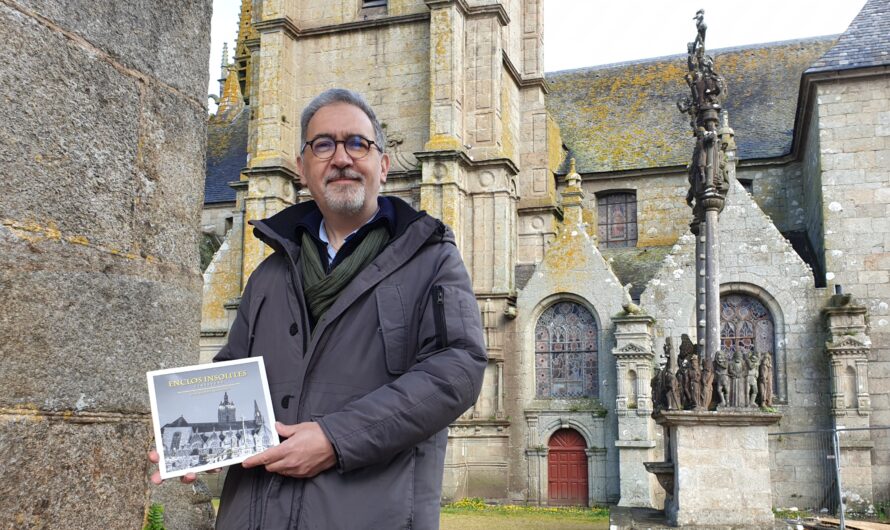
top-left (213, 197), bottom-right (487, 529)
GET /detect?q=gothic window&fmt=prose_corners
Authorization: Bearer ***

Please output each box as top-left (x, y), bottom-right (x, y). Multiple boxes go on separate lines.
top-left (597, 192), bottom-right (637, 248)
top-left (362, 0), bottom-right (386, 7)
top-left (720, 294), bottom-right (774, 357)
top-left (535, 302), bottom-right (598, 398)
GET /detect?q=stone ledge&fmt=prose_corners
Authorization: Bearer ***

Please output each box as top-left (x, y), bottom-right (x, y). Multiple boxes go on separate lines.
top-left (615, 440), bottom-right (656, 448)
top-left (654, 409), bottom-right (782, 427)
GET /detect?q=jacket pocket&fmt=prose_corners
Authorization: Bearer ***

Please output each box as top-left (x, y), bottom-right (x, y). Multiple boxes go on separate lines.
top-left (432, 284), bottom-right (482, 351)
top-left (376, 285), bottom-right (410, 375)
top-left (245, 294), bottom-right (265, 357)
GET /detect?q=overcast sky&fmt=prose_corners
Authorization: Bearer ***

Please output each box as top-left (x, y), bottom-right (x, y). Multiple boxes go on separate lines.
top-left (207, 0), bottom-right (867, 111)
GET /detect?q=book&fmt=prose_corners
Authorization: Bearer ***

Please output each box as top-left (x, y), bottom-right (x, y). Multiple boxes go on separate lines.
top-left (147, 357), bottom-right (279, 479)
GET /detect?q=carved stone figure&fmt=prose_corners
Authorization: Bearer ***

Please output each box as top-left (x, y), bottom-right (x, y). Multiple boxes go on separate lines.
top-left (700, 358), bottom-right (715, 410)
top-left (745, 351), bottom-right (761, 407)
top-left (651, 363), bottom-right (664, 411)
top-left (664, 354), bottom-right (682, 411)
top-left (758, 352), bottom-right (774, 408)
top-left (714, 350), bottom-right (730, 407)
top-left (685, 353), bottom-right (703, 410)
top-left (728, 351), bottom-right (745, 407)
top-left (678, 334), bottom-right (696, 366)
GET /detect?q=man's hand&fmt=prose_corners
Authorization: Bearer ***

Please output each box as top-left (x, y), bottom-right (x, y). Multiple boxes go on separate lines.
top-left (242, 422), bottom-right (336, 478)
top-left (148, 449), bottom-right (195, 485)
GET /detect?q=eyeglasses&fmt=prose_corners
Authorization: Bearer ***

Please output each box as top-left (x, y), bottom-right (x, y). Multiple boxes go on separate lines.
top-left (302, 134), bottom-right (380, 160)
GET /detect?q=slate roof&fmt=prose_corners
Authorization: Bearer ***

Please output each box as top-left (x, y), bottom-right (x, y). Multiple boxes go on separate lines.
top-left (601, 246), bottom-right (673, 301)
top-left (204, 107), bottom-right (248, 204)
top-left (545, 37), bottom-right (836, 174)
top-left (807, 0), bottom-right (890, 73)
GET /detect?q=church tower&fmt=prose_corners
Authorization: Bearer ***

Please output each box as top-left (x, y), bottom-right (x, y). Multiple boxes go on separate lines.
top-left (218, 392), bottom-right (237, 423)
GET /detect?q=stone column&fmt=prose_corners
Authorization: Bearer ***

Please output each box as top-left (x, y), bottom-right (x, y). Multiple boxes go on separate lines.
top-left (424, 0), bottom-right (466, 152)
top-left (240, 4), bottom-right (300, 279)
top-left (0, 1), bottom-right (211, 528)
top-left (691, 220), bottom-right (706, 350)
top-left (613, 314), bottom-right (659, 507)
top-left (823, 291), bottom-right (874, 508)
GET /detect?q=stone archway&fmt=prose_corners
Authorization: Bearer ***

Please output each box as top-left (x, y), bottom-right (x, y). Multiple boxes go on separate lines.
top-left (547, 428), bottom-right (589, 506)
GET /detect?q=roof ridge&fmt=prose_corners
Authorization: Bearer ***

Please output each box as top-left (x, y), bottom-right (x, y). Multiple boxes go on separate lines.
top-left (546, 35), bottom-right (840, 76)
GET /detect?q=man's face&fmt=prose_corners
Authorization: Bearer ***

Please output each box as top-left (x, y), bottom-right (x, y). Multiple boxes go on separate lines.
top-left (296, 102), bottom-right (389, 220)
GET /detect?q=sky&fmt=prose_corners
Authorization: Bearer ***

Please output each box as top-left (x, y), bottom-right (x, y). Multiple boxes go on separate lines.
top-left (207, 0), bottom-right (867, 112)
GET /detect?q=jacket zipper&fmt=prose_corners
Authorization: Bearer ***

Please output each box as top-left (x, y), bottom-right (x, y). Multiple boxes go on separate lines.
top-left (433, 285), bottom-right (447, 349)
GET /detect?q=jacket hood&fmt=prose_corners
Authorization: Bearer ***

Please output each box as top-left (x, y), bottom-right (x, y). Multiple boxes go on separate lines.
top-left (249, 195), bottom-right (453, 256)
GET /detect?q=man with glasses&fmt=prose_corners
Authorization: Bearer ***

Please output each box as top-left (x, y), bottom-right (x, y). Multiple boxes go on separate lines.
top-left (152, 88), bottom-right (486, 529)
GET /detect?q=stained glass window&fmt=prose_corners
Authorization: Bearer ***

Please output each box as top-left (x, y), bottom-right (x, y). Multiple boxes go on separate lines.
top-left (535, 302), bottom-right (598, 398)
top-left (720, 294), bottom-right (774, 356)
top-left (597, 192), bottom-right (637, 248)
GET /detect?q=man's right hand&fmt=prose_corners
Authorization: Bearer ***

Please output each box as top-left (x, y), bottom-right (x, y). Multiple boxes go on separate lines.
top-left (148, 449), bottom-right (219, 485)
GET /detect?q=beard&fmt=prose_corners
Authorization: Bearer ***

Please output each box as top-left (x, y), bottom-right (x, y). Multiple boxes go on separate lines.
top-left (323, 169), bottom-right (366, 215)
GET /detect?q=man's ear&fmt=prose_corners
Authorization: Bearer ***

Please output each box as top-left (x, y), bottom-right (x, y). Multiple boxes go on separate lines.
top-left (296, 156), bottom-right (305, 184)
top-left (379, 152), bottom-right (390, 184)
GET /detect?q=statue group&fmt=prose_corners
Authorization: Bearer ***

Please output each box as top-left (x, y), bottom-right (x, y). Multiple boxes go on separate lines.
top-left (651, 334), bottom-right (773, 412)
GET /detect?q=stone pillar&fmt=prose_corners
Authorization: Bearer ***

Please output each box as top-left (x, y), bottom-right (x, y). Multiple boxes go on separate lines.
top-left (0, 1), bottom-right (211, 528)
top-left (613, 314), bottom-right (659, 507)
top-left (823, 292), bottom-right (874, 508)
top-left (424, 0), bottom-right (466, 152)
top-left (654, 411), bottom-right (781, 527)
top-left (691, 220), bottom-right (706, 349)
top-left (240, 2), bottom-right (300, 279)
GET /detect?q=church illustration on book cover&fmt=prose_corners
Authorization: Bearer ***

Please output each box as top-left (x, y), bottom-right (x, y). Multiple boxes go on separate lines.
top-left (160, 391), bottom-right (272, 473)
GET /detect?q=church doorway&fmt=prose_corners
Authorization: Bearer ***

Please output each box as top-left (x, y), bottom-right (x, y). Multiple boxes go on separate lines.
top-left (547, 428), bottom-right (588, 506)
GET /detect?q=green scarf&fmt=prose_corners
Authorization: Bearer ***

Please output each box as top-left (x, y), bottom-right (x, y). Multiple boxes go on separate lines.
top-left (300, 225), bottom-right (389, 322)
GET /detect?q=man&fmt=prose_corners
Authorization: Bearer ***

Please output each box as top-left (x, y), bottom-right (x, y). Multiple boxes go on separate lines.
top-left (151, 88), bottom-right (486, 529)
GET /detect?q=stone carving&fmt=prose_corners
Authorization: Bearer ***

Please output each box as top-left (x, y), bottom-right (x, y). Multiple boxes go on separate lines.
top-left (652, 335), bottom-right (721, 411)
top-left (714, 351), bottom-right (730, 407)
top-left (758, 352), bottom-right (773, 408)
top-left (684, 353), bottom-right (703, 410)
top-left (699, 356), bottom-right (714, 411)
top-left (728, 351), bottom-right (745, 407)
top-left (650, 337), bottom-right (776, 413)
top-left (651, 362), bottom-right (664, 410)
top-left (745, 351), bottom-right (761, 406)
top-left (664, 353), bottom-right (682, 411)
top-left (385, 131), bottom-right (420, 172)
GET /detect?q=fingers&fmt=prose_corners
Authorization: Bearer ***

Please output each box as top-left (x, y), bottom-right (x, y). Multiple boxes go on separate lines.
top-left (148, 449), bottom-right (159, 464)
top-left (275, 421), bottom-right (298, 438)
top-left (150, 470), bottom-right (163, 485)
top-left (181, 473), bottom-right (197, 484)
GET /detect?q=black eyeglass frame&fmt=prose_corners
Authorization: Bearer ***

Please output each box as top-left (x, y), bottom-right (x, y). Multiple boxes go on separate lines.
top-left (301, 134), bottom-right (382, 160)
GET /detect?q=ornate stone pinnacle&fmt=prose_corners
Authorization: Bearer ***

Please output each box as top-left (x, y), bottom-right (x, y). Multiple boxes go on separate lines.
top-left (566, 157), bottom-right (581, 188)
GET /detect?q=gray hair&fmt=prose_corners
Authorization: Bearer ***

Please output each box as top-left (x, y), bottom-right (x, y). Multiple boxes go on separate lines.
top-left (300, 88), bottom-right (386, 153)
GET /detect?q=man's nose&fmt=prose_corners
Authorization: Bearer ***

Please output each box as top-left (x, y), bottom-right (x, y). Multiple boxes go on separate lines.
top-left (329, 142), bottom-right (353, 168)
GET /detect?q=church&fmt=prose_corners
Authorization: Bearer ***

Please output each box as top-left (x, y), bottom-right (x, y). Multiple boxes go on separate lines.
top-left (200, 0), bottom-right (889, 510)
top-left (160, 392), bottom-right (272, 473)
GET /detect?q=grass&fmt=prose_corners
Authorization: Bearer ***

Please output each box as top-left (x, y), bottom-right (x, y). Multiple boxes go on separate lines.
top-left (441, 498), bottom-right (610, 530)
top-left (209, 496), bottom-right (610, 529)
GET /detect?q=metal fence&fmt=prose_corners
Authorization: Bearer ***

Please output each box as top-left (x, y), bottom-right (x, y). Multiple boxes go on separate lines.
top-left (768, 425), bottom-right (890, 530)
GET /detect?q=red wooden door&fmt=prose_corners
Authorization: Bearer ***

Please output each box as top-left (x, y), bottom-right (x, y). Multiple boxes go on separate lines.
top-left (548, 428), bottom-right (589, 506)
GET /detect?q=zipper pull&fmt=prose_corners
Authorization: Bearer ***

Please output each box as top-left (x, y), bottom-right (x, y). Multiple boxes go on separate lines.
top-left (433, 285), bottom-right (448, 349)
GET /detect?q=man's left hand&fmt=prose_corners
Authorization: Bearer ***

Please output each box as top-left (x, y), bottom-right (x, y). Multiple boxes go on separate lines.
top-left (242, 422), bottom-right (336, 478)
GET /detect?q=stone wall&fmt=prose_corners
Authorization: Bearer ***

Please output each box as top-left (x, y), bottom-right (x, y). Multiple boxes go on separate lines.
top-left (739, 162), bottom-right (807, 234)
top-left (580, 171), bottom-right (691, 248)
top-left (814, 74), bottom-right (890, 501)
top-left (0, 1), bottom-right (211, 527)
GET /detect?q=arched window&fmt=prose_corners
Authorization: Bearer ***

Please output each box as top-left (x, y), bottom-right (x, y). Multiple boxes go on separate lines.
top-left (720, 294), bottom-right (774, 356)
top-left (597, 192), bottom-right (637, 248)
top-left (535, 302), bottom-right (598, 398)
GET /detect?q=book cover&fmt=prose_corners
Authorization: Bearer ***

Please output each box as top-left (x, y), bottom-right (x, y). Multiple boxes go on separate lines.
top-left (147, 357), bottom-right (279, 479)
